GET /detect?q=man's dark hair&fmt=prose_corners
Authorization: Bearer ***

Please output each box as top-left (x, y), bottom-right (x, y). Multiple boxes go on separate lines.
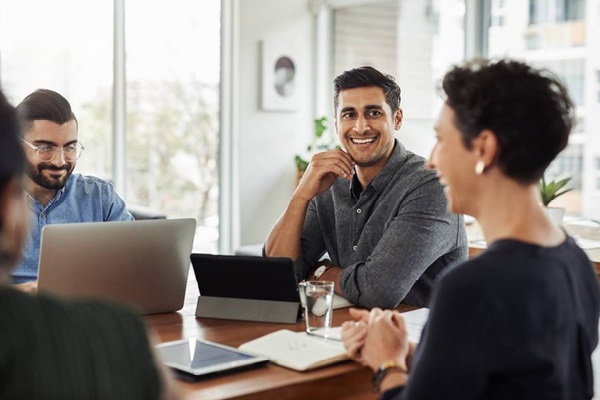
top-left (333, 66), bottom-right (401, 112)
top-left (442, 59), bottom-right (574, 184)
top-left (0, 90), bottom-right (24, 185)
top-left (16, 89), bottom-right (77, 133)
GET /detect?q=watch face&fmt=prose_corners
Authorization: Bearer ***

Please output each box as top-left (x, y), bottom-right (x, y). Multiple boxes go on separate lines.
top-left (314, 265), bottom-right (327, 278)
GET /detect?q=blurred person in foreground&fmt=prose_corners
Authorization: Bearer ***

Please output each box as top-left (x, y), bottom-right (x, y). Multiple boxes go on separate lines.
top-left (341, 59), bottom-right (600, 399)
top-left (11, 89), bottom-right (133, 292)
top-left (0, 89), bottom-right (179, 400)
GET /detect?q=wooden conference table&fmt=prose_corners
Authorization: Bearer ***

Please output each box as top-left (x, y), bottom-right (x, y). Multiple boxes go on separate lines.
top-left (148, 219), bottom-right (600, 399)
top-left (146, 280), bottom-right (411, 400)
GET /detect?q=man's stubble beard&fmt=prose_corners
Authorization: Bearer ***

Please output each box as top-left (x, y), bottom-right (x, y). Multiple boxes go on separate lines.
top-left (25, 160), bottom-right (74, 190)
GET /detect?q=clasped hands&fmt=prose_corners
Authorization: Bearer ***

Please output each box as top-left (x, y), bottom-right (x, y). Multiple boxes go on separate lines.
top-left (341, 308), bottom-right (414, 373)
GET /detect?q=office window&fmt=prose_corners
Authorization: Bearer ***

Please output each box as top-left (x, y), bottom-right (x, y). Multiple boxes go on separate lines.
top-left (487, 0), bottom-right (600, 217)
top-left (125, 1), bottom-right (220, 251)
top-left (525, 0), bottom-right (586, 50)
top-left (531, 58), bottom-right (585, 106)
top-left (545, 143), bottom-right (583, 189)
top-left (529, 0), bottom-right (585, 24)
top-left (597, 70), bottom-right (600, 103)
top-left (0, 0), bottom-right (221, 252)
top-left (491, 0), bottom-right (507, 26)
top-left (0, 0), bottom-right (112, 179)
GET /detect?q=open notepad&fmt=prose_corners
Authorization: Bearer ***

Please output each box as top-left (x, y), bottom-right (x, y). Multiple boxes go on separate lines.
top-left (238, 308), bottom-right (430, 372)
top-left (239, 329), bottom-right (347, 371)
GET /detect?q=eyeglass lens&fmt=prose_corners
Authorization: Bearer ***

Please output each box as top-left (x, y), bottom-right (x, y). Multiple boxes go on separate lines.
top-left (38, 145), bottom-right (83, 162)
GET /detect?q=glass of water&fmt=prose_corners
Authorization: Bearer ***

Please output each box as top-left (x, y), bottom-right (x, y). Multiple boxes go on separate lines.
top-left (304, 281), bottom-right (334, 334)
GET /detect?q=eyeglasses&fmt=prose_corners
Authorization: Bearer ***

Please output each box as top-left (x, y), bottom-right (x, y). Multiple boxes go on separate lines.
top-left (21, 139), bottom-right (85, 162)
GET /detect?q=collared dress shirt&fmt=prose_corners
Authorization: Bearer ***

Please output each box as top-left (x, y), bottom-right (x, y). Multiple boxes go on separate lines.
top-left (296, 140), bottom-right (468, 308)
top-left (11, 174), bottom-right (133, 283)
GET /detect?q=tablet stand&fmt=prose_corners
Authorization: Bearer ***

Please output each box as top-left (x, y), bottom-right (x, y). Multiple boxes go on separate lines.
top-left (195, 296), bottom-right (302, 324)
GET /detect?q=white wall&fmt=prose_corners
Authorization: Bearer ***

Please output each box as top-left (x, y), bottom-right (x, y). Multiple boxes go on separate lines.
top-left (236, 0), bottom-right (314, 246)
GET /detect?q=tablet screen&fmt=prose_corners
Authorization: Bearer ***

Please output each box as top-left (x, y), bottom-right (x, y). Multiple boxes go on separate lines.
top-left (156, 339), bottom-right (268, 376)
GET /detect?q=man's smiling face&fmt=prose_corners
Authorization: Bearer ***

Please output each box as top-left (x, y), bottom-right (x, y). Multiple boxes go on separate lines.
top-left (335, 86), bottom-right (401, 169)
top-left (22, 119), bottom-right (78, 191)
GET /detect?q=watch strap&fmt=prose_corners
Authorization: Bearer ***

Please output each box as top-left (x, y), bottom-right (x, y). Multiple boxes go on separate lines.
top-left (372, 360), bottom-right (407, 392)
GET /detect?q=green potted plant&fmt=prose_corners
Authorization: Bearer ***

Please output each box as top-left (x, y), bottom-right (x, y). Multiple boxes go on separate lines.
top-left (539, 175), bottom-right (572, 225)
top-left (294, 116), bottom-right (339, 185)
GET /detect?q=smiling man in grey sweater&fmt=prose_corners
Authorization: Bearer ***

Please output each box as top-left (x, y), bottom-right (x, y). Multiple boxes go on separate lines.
top-left (265, 66), bottom-right (467, 309)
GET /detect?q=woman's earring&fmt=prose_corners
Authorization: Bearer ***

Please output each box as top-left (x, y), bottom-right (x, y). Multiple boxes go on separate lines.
top-left (475, 160), bottom-right (485, 175)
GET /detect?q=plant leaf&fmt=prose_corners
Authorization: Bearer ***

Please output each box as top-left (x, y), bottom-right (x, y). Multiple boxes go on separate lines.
top-left (314, 117), bottom-right (327, 139)
top-left (295, 155), bottom-right (309, 172)
top-left (539, 175), bottom-right (572, 206)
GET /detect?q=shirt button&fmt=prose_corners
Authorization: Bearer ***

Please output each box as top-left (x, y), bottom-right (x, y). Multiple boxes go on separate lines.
top-left (356, 208), bottom-right (361, 214)
top-left (40, 213), bottom-right (46, 218)
top-left (353, 245), bottom-right (357, 251)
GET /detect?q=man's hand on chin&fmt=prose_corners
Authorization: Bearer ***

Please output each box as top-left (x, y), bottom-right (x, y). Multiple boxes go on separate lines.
top-left (14, 280), bottom-right (38, 294)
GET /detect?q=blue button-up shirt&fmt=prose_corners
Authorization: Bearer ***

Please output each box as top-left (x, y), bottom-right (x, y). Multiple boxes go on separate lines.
top-left (11, 174), bottom-right (134, 283)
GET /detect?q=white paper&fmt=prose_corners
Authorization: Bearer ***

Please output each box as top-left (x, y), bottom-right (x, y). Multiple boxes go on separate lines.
top-left (239, 329), bottom-right (347, 371)
top-left (574, 237), bottom-right (600, 250)
top-left (401, 308), bottom-right (429, 343)
top-left (306, 308), bottom-right (430, 344)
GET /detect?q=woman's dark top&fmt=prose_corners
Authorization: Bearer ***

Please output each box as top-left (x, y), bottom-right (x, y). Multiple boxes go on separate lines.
top-left (382, 236), bottom-right (600, 400)
top-left (0, 287), bottom-right (161, 399)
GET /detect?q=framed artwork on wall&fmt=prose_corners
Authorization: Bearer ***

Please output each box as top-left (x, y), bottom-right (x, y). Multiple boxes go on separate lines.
top-left (260, 39), bottom-right (298, 111)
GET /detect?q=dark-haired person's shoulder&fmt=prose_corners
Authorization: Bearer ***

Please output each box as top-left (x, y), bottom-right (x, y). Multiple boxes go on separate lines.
top-left (437, 237), bottom-right (596, 297)
top-left (0, 287), bottom-right (162, 400)
top-left (0, 284), bottom-right (144, 327)
top-left (0, 285), bottom-right (151, 357)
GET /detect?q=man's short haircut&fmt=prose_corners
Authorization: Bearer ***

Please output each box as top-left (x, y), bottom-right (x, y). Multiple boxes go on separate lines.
top-left (0, 90), bottom-right (25, 185)
top-left (333, 66), bottom-right (402, 113)
top-left (16, 89), bottom-right (77, 133)
top-left (442, 59), bottom-right (574, 184)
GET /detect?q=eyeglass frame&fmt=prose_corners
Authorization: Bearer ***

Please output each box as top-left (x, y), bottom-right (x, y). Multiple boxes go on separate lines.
top-left (21, 138), bottom-right (85, 162)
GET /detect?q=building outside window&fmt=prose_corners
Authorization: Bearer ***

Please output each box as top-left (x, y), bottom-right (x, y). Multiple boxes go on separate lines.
top-left (491, 0), bottom-right (507, 27)
top-left (487, 0), bottom-right (599, 217)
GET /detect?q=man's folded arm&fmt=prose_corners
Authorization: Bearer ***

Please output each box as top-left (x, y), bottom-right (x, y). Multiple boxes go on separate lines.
top-left (265, 198), bottom-right (326, 283)
top-left (340, 181), bottom-right (463, 308)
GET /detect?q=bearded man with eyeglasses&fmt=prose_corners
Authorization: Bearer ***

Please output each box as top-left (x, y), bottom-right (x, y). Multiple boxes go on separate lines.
top-left (11, 89), bottom-right (133, 292)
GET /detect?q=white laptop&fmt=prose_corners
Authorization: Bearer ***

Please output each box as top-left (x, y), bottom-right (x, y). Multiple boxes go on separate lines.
top-left (37, 218), bottom-right (196, 315)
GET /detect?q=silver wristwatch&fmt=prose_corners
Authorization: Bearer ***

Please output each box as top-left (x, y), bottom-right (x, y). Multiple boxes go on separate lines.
top-left (313, 264), bottom-right (329, 280)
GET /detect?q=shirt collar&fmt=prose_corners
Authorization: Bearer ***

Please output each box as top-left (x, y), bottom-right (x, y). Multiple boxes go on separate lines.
top-left (348, 139), bottom-right (408, 199)
top-left (26, 174), bottom-right (72, 209)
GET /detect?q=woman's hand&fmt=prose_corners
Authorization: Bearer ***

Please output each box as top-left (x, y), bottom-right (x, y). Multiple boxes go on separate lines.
top-left (341, 307), bottom-right (382, 365)
top-left (361, 310), bottom-right (410, 372)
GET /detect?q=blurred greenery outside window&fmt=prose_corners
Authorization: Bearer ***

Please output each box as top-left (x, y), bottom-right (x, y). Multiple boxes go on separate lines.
top-left (0, 0), bottom-right (220, 252)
